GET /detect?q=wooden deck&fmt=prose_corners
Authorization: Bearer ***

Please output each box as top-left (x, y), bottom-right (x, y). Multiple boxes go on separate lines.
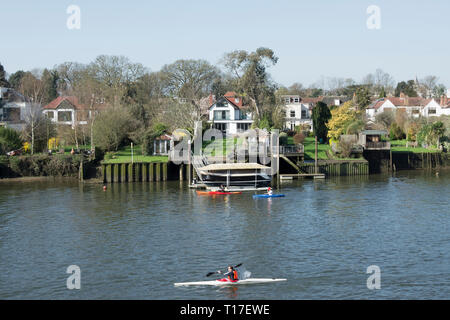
top-left (280, 173), bottom-right (325, 180)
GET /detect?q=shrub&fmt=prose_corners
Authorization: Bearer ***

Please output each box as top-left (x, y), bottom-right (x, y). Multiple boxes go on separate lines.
top-left (0, 127), bottom-right (23, 154)
top-left (293, 132), bottom-right (305, 145)
top-left (389, 123), bottom-right (406, 140)
top-left (279, 132), bottom-right (288, 146)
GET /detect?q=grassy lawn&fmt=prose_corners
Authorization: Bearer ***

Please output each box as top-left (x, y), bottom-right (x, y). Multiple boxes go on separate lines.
top-left (202, 137), bottom-right (245, 156)
top-left (287, 137), bottom-right (331, 160)
top-left (390, 140), bottom-right (441, 153)
top-left (102, 145), bottom-right (168, 164)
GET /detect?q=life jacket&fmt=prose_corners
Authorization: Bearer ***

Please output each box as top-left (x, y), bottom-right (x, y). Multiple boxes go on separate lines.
top-left (228, 270), bottom-right (239, 281)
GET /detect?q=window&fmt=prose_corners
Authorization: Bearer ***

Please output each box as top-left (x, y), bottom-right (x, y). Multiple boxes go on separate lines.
top-left (290, 111), bottom-right (296, 118)
top-left (214, 110), bottom-right (229, 120)
top-left (237, 123), bottom-right (250, 131)
top-left (428, 108), bottom-right (436, 114)
top-left (301, 110), bottom-right (307, 118)
top-left (46, 111), bottom-right (54, 119)
top-left (294, 98), bottom-right (300, 103)
top-left (214, 123), bottom-right (227, 132)
top-left (3, 108), bottom-right (20, 121)
top-left (284, 98), bottom-right (290, 104)
top-left (58, 111), bottom-right (72, 122)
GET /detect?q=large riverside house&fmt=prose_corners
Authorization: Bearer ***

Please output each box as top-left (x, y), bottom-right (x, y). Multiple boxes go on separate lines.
top-left (281, 95), bottom-right (314, 131)
top-left (280, 95), bottom-right (350, 131)
top-left (208, 92), bottom-right (253, 135)
top-left (0, 87), bottom-right (32, 131)
top-left (281, 95), bottom-right (349, 131)
top-left (366, 93), bottom-right (450, 120)
top-left (43, 96), bottom-right (105, 128)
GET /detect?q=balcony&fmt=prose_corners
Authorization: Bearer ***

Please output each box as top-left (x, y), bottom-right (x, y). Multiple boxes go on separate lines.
top-left (280, 144), bottom-right (304, 155)
top-left (365, 141), bottom-right (391, 150)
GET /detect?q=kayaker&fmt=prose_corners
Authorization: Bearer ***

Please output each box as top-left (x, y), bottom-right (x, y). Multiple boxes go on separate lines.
top-left (218, 265), bottom-right (239, 282)
top-left (219, 185), bottom-right (226, 192)
top-left (267, 187), bottom-right (273, 196)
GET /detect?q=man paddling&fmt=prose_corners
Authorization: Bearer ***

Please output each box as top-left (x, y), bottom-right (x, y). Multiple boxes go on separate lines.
top-left (218, 265), bottom-right (239, 282)
top-left (267, 187), bottom-right (273, 196)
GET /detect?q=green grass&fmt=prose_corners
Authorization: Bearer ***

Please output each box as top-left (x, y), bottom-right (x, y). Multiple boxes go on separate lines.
top-left (390, 140), bottom-right (441, 153)
top-left (286, 137), bottom-right (330, 160)
top-left (101, 145), bottom-right (168, 164)
top-left (202, 137), bottom-right (244, 157)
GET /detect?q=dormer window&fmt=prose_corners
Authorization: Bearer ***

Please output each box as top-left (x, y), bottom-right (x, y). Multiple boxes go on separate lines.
top-left (235, 98), bottom-right (240, 104)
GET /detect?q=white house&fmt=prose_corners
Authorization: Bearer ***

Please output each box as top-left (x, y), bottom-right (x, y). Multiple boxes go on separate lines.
top-left (208, 92), bottom-right (253, 135)
top-left (281, 95), bottom-right (313, 131)
top-left (366, 94), bottom-right (450, 120)
top-left (43, 96), bottom-right (104, 128)
top-left (0, 87), bottom-right (32, 131)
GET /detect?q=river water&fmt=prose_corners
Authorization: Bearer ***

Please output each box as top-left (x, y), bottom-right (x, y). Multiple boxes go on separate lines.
top-left (0, 170), bottom-right (449, 300)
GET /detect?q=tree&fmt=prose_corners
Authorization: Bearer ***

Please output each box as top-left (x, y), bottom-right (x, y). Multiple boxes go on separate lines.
top-left (8, 70), bottom-right (25, 90)
top-left (417, 121), bottom-right (445, 147)
top-left (41, 69), bottom-right (60, 105)
top-left (312, 101), bottom-right (331, 142)
top-left (375, 110), bottom-right (395, 130)
top-left (354, 86), bottom-right (372, 110)
top-left (395, 80), bottom-right (418, 97)
top-left (92, 106), bottom-right (136, 151)
top-left (0, 127), bottom-right (23, 154)
top-left (222, 47), bottom-right (278, 119)
top-left (22, 103), bottom-right (55, 154)
top-left (18, 71), bottom-right (46, 104)
top-left (160, 59), bottom-right (219, 119)
top-left (0, 63), bottom-right (10, 87)
top-left (327, 101), bottom-right (361, 141)
top-left (89, 55), bottom-right (145, 106)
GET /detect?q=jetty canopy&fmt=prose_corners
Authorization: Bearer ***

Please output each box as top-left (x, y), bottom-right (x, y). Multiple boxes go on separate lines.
top-left (198, 163), bottom-right (271, 172)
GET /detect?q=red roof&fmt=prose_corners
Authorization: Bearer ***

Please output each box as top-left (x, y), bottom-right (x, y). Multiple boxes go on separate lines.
top-left (43, 96), bottom-right (87, 110)
top-left (223, 91), bottom-right (243, 107)
top-left (369, 96), bottom-right (431, 110)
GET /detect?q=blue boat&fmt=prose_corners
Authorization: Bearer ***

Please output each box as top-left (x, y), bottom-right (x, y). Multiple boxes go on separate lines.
top-left (253, 194), bottom-right (286, 199)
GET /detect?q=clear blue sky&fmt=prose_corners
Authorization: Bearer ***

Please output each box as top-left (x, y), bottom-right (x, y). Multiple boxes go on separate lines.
top-left (2, 0), bottom-right (450, 87)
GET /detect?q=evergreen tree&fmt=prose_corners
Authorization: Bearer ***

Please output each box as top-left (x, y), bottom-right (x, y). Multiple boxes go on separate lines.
top-left (0, 63), bottom-right (10, 87)
top-left (312, 101), bottom-right (332, 142)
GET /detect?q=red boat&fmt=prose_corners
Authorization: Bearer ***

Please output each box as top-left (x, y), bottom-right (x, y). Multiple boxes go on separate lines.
top-left (196, 191), bottom-right (242, 196)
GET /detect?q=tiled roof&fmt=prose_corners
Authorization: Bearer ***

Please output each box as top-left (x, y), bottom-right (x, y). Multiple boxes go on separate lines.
top-left (43, 96), bottom-right (86, 110)
top-left (368, 97), bottom-right (431, 110)
top-left (43, 96), bottom-right (106, 111)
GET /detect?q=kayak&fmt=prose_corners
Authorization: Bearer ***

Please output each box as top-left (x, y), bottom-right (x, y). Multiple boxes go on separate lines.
top-left (174, 278), bottom-right (287, 287)
top-left (253, 194), bottom-right (285, 199)
top-left (197, 191), bottom-right (242, 195)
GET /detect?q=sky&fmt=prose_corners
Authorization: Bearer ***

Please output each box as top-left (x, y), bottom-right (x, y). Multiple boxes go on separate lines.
top-left (1, 0), bottom-right (450, 88)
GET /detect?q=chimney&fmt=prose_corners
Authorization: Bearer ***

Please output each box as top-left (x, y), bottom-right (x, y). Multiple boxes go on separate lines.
top-left (209, 93), bottom-right (213, 106)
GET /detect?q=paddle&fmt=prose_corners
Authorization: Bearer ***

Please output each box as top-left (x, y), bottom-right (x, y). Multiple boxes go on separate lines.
top-left (206, 263), bottom-right (243, 277)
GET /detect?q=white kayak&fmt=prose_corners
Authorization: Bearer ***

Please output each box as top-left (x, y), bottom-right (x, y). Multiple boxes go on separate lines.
top-left (174, 278), bottom-right (287, 287)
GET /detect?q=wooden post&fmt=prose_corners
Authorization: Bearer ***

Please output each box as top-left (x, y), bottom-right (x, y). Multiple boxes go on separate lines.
top-left (136, 163), bottom-right (142, 182)
top-left (105, 164), bottom-right (111, 183)
top-left (128, 163), bottom-right (134, 182)
top-left (149, 163), bottom-right (154, 182)
top-left (188, 140), bottom-right (192, 186)
top-left (142, 163), bottom-right (148, 182)
top-left (315, 136), bottom-right (318, 174)
top-left (163, 163), bottom-right (168, 181)
top-left (121, 163), bottom-right (127, 182)
top-left (155, 163), bottom-right (161, 181)
top-left (79, 160), bottom-right (84, 182)
top-left (113, 163), bottom-right (119, 183)
top-left (179, 164), bottom-right (184, 181)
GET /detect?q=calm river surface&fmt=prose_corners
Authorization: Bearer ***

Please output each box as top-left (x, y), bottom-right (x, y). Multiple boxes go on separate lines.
top-left (0, 170), bottom-right (449, 299)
